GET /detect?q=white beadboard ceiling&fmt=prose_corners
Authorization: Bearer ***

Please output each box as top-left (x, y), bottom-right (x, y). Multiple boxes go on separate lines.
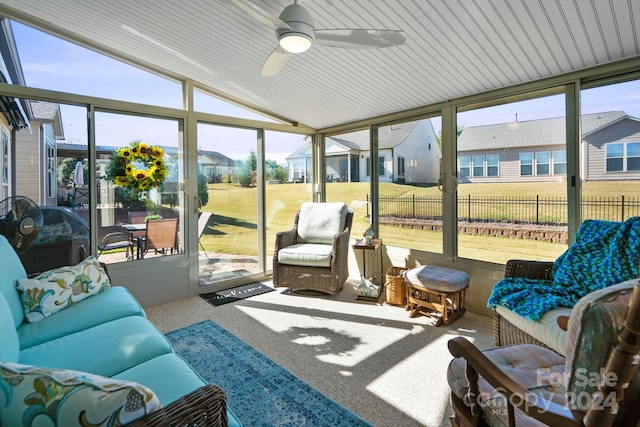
top-left (0, 0), bottom-right (638, 130)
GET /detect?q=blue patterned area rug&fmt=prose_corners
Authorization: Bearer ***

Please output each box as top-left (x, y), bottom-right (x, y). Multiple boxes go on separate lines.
top-left (166, 320), bottom-right (372, 427)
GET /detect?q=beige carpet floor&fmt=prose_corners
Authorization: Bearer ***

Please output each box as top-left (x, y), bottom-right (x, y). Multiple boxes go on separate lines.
top-left (146, 280), bottom-right (494, 427)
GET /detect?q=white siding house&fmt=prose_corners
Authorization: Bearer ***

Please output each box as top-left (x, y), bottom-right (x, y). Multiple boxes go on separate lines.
top-left (286, 119), bottom-right (441, 184)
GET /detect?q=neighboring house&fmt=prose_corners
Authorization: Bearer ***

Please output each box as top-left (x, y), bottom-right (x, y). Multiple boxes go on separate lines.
top-left (286, 142), bottom-right (312, 182)
top-left (198, 150), bottom-right (235, 183)
top-left (14, 101), bottom-right (64, 206)
top-left (456, 111), bottom-right (640, 183)
top-left (286, 119), bottom-right (441, 184)
top-left (0, 18), bottom-right (30, 202)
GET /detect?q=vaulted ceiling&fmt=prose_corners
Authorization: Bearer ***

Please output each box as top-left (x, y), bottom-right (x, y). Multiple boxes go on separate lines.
top-left (0, 0), bottom-right (638, 130)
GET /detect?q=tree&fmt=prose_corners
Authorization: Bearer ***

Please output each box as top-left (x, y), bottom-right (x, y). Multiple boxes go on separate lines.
top-left (265, 159), bottom-right (287, 182)
top-left (238, 151), bottom-right (257, 187)
top-left (198, 173), bottom-right (209, 206)
top-left (58, 157), bottom-right (88, 186)
top-left (437, 125), bottom-right (464, 152)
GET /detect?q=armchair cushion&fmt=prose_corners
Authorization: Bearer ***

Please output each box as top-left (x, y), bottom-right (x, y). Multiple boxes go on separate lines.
top-left (0, 361), bottom-right (161, 427)
top-left (565, 279), bottom-right (638, 401)
top-left (448, 344), bottom-right (566, 426)
top-left (297, 202), bottom-right (348, 244)
top-left (15, 256), bottom-right (111, 323)
top-left (277, 243), bottom-right (334, 267)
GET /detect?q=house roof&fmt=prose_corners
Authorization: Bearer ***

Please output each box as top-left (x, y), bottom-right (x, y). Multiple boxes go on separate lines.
top-left (198, 150), bottom-right (234, 167)
top-left (457, 111), bottom-right (628, 151)
top-left (29, 100), bottom-right (58, 121)
top-left (0, 1), bottom-right (638, 130)
top-left (328, 120), bottom-right (418, 151)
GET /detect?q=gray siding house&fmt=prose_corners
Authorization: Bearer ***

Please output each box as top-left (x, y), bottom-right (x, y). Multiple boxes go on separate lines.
top-left (457, 111), bottom-right (640, 183)
top-left (197, 150), bottom-right (235, 183)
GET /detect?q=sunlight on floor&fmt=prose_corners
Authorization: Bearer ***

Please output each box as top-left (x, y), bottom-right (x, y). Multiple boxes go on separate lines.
top-left (366, 334), bottom-right (456, 425)
top-left (235, 305), bottom-right (414, 368)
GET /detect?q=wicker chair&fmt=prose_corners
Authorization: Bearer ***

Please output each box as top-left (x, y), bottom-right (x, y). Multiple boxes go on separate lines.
top-left (273, 202), bottom-right (353, 295)
top-left (448, 279), bottom-right (640, 427)
top-left (128, 384), bottom-right (228, 427)
top-left (493, 259), bottom-right (554, 349)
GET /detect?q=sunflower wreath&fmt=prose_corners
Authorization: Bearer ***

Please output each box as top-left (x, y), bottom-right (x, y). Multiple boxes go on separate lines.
top-left (105, 141), bottom-right (167, 192)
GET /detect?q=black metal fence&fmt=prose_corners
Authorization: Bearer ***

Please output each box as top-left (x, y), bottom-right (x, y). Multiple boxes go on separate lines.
top-left (369, 195), bottom-right (640, 225)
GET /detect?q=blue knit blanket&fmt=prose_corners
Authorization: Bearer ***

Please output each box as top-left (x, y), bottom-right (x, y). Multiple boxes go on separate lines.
top-left (488, 216), bottom-right (640, 321)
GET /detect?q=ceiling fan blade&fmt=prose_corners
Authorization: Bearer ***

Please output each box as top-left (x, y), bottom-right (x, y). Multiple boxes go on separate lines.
top-left (314, 29), bottom-right (406, 49)
top-left (229, 0), bottom-right (291, 30)
top-left (262, 46), bottom-right (292, 77)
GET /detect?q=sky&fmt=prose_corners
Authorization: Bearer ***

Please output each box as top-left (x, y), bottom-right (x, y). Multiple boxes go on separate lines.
top-left (12, 22), bottom-right (305, 164)
top-left (11, 21), bottom-right (640, 161)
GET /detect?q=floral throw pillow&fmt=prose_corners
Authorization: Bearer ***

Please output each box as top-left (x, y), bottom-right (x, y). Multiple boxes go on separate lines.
top-left (0, 361), bottom-right (161, 426)
top-left (15, 256), bottom-right (111, 322)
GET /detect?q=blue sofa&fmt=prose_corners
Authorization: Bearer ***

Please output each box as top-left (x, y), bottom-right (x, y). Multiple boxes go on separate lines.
top-left (0, 235), bottom-right (241, 426)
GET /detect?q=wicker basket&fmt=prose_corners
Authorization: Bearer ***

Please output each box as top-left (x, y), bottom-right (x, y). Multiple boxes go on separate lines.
top-left (385, 266), bottom-right (408, 305)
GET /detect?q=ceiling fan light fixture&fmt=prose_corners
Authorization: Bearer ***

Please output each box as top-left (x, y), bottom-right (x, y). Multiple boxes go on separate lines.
top-left (279, 33), bottom-right (312, 53)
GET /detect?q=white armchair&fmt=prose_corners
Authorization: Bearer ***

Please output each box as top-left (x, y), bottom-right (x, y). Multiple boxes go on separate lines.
top-left (273, 202), bottom-right (353, 295)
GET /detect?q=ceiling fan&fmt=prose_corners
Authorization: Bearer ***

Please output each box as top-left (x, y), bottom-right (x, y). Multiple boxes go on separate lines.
top-left (230, 0), bottom-right (407, 77)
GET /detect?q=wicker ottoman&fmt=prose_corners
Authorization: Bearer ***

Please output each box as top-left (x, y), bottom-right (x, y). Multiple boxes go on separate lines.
top-left (405, 265), bottom-right (470, 326)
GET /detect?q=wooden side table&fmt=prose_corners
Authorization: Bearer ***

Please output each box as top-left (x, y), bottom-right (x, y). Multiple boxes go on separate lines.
top-left (352, 238), bottom-right (383, 284)
top-left (352, 238), bottom-right (384, 302)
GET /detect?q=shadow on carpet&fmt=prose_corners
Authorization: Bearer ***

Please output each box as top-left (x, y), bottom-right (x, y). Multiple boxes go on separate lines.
top-left (166, 320), bottom-right (372, 427)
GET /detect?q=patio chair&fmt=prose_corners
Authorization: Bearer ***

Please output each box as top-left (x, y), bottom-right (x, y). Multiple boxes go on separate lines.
top-left (273, 202), bottom-right (352, 295)
top-left (97, 232), bottom-right (134, 260)
top-left (126, 211), bottom-right (148, 242)
top-left (198, 211), bottom-right (213, 259)
top-left (447, 279), bottom-right (640, 427)
top-left (138, 218), bottom-right (178, 259)
top-left (70, 187), bottom-right (89, 210)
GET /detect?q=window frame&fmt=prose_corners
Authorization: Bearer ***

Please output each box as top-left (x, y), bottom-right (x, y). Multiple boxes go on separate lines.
top-left (605, 142), bottom-right (633, 172)
top-left (553, 150), bottom-right (567, 175)
top-left (486, 154), bottom-right (499, 177)
top-left (535, 151), bottom-right (550, 176)
top-left (472, 155), bottom-right (484, 177)
top-left (459, 156), bottom-right (470, 178)
top-left (519, 152), bottom-right (534, 176)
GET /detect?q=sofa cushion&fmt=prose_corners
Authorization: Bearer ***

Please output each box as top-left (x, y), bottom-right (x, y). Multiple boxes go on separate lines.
top-left (15, 256), bottom-right (111, 322)
top-left (0, 293), bottom-right (19, 362)
top-left (277, 243), bottom-right (333, 267)
top-left (0, 361), bottom-right (161, 427)
top-left (17, 286), bottom-right (145, 350)
top-left (0, 235), bottom-right (27, 328)
top-left (565, 279), bottom-right (638, 408)
top-left (297, 202), bottom-right (347, 244)
top-left (113, 353), bottom-right (243, 427)
top-left (112, 353), bottom-right (206, 405)
top-left (19, 316), bottom-right (173, 377)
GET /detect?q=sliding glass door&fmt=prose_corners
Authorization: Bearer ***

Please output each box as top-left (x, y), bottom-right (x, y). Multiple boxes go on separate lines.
top-left (197, 123), bottom-right (261, 286)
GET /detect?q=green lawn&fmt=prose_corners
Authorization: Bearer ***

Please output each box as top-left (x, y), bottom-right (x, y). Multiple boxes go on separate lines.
top-left (200, 180), bottom-right (640, 264)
